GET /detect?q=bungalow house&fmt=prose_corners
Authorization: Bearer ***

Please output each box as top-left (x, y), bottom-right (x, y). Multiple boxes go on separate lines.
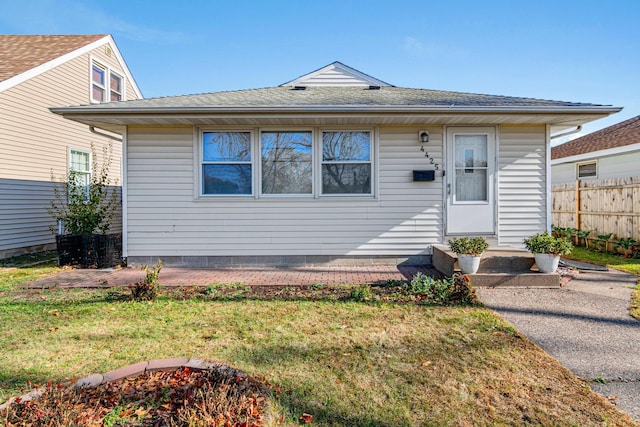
top-left (51, 62), bottom-right (620, 267)
top-left (0, 35), bottom-right (142, 259)
top-left (551, 115), bottom-right (640, 184)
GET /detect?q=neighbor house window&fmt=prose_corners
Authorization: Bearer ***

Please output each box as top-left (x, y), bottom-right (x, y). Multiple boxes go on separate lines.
top-left (321, 131), bottom-right (372, 194)
top-left (91, 59), bottom-right (125, 103)
top-left (202, 132), bottom-right (252, 195)
top-left (91, 62), bottom-right (106, 102)
top-left (69, 148), bottom-right (91, 201)
top-left (577, 161), bottom-right (597, 179)
top-left (110, 71), bottom-right (123, 101)
top-left (261, 131), bottom-right (312, 195)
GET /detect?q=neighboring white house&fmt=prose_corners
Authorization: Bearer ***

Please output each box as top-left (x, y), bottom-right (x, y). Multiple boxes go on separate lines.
top-left (551, 115), bottom-right (640, 184)
top-left (0, 35), bottom-right (142, 259)
top-left (52, 62), bottom-right (620, 267)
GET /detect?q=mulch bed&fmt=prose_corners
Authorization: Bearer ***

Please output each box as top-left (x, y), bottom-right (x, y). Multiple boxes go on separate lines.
top-left (1, 366), bottom-right (274, 426)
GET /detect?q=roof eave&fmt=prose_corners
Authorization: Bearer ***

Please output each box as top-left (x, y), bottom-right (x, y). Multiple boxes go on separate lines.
top-left (51, 105), bottom-right (622, 115)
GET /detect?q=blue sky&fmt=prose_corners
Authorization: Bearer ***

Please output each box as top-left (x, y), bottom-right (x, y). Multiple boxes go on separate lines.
top-left (2, 0), bottom-right (638, 143)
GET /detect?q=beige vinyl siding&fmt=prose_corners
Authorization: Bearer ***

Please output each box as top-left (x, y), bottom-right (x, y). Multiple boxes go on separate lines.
top-left (497, 125), bottom-right (547, 246)
top-left (126, 126), bottom-right (443, 257)
top-left (0, 41), bottom-right (137, 256)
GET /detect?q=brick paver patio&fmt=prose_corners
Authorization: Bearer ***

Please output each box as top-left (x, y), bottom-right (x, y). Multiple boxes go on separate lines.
top-left (23, 265), bottom-right (437, 289)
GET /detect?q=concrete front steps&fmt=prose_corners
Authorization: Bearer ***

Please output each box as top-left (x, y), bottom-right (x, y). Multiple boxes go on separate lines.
top-left (432, 244), bottom-right (560, 288)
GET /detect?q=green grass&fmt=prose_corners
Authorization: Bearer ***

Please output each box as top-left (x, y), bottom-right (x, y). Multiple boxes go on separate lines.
top-left (0, 252), bottom-right (60, 293)
top-left (565, 247), bottom-right (640, 320)
top-left (565, 247), bottom-right (640, 275)
top-left (0, 256), bottom-right (636, 426)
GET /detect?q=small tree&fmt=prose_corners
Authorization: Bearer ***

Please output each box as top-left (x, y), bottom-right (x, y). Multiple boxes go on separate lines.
top-left (48, 143), bottom-right (120, 235)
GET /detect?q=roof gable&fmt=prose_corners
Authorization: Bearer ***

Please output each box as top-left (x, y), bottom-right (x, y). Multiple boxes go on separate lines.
top-left (552, 115), bottom-right (640, 160)
top-left (0, 34), bottom-right (143, 98)
top-left (280, 61), bottom-right (392, 87)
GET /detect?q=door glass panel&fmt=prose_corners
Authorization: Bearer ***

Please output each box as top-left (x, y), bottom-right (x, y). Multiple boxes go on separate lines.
top-left (454, 135), bottom-right (487, 202)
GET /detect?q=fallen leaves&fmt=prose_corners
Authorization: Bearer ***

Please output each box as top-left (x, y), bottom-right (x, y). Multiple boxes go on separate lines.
top-left (300, 412), bottom-right (313, 423)
top-left (0, 367), bottom-right (274, 426)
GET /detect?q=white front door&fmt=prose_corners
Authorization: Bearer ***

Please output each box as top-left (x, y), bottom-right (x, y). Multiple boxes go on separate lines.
top-left (446, 127), bottom-right (496, 235)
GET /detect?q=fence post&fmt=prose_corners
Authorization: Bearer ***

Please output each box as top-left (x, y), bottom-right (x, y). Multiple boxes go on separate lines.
top-left (575, 179), bottom-right (580, 231)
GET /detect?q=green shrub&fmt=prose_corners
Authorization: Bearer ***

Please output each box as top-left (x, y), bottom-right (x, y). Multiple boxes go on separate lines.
top-left (523, 231), bottom-right (572, 255)
top-left (407, 273), bottom-right (479, 306)
top-left (48, 143), bottom-right (119, 235)
top-left (350, 284), bottom-right (374, 301)
top-left (447, 237), bottom-right (489, 255)
top-left (130, 259), bottom-right (162, 301)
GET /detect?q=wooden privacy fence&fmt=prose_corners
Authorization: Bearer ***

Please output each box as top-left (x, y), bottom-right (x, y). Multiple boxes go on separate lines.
top-left (552, 176), bottom-right (640, 241)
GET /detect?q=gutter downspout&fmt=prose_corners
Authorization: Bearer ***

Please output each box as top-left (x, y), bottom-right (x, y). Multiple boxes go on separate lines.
top-left (550, 125), bottom-right (582, 140)
top-left (90, 126), bottom-right (123, 141)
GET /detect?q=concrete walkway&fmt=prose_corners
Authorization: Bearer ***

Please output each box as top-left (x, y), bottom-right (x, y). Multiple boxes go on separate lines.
top-left (478, 269), bottom-right (640, 421)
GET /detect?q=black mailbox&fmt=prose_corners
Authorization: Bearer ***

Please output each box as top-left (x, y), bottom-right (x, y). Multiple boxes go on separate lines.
top-left (413, 170), bottom-right (435, 181)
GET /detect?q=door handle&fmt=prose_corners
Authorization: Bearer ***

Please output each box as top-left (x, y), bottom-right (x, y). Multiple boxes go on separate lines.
top-left (447, 183), bottom-right (451, 195)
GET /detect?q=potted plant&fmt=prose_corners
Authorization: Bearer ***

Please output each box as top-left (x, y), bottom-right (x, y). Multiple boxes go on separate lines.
top-left (523, 231), bottom-right (573, 273)
top-left (448, 237), bottom-right (489, 274)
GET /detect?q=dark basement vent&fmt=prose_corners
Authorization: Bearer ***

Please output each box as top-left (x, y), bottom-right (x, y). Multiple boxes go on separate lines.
top-left (293, 86), bottom-right (307, 90)
top-left (368, 85), bottom-right (381, 90)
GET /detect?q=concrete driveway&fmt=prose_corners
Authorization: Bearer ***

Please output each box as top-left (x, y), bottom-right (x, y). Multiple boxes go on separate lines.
top-left (478, 269), bottom-right (640, 421)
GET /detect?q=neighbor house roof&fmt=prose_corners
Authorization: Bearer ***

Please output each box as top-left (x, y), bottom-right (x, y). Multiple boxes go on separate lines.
top-left (0, 34), bottom-right (143, 98)
top-left (552, 115), bottom-right (640, 160)
top-left (0, 34), bottom-right (105, 82)
top-left (50, 62), bottom-right (621, 132)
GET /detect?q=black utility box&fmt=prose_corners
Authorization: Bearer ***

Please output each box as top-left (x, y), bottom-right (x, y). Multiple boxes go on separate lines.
top-left (412, 170), bottom-right (435, 181)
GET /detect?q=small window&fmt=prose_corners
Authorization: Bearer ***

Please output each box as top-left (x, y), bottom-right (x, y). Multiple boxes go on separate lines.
top-left (91, 59), bottom-right (125, 103)
top-left (261, 131), bottom-right (312, 195)
top-left (577, 161), bottom-right (597, 179)
top-left (91, 63), bottom-right (106, 103)
top-left (110, 71), bottom-right (123, 101)
top-left (69, 149), bottom-right (91, 201)
top-left (321, 131), bottom-right (372, 194)
top-left (202, 132), bottom-right (252, 195)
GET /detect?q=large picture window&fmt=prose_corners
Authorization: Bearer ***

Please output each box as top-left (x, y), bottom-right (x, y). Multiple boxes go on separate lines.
top-left (261, 131), bottom-right (312, 195)
top-left (202, 132), bottom-right (252, 195)
top-left (200, 128), bottom-right (374, 197)
top-left (321, 131), bottom-right (372, 194)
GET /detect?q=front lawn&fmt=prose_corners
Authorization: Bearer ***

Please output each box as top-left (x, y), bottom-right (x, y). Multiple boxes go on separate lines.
top-left (0, 260), bottom-right (636, 425)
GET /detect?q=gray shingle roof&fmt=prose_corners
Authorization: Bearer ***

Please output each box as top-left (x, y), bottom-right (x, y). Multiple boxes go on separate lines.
top-left (60, 85), bottom-right (607, 111)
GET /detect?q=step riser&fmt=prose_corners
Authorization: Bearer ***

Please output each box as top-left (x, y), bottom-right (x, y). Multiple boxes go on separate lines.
top-left (432, 245), bottom-right (559, 288)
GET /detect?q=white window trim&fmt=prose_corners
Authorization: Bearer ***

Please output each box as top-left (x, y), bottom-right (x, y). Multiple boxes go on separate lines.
top-left (197, 126), bottom-right (377, 199)
top-left (67, 147), bottom-right (92, 202)
top-left (576, 160), bottom-right (598, 180)
top-left (109, 70), bottom-right (124, 101)
top-left (199, 129), bottom-right (256, 197)
top-left (90, 60), bottom-right (106, 103)
top-left (259, 128), bottom-right (315, 198)
top-left (89, 56), bottom-right (126, 104)
top-left (318, 129), bottom-right (375, 197)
